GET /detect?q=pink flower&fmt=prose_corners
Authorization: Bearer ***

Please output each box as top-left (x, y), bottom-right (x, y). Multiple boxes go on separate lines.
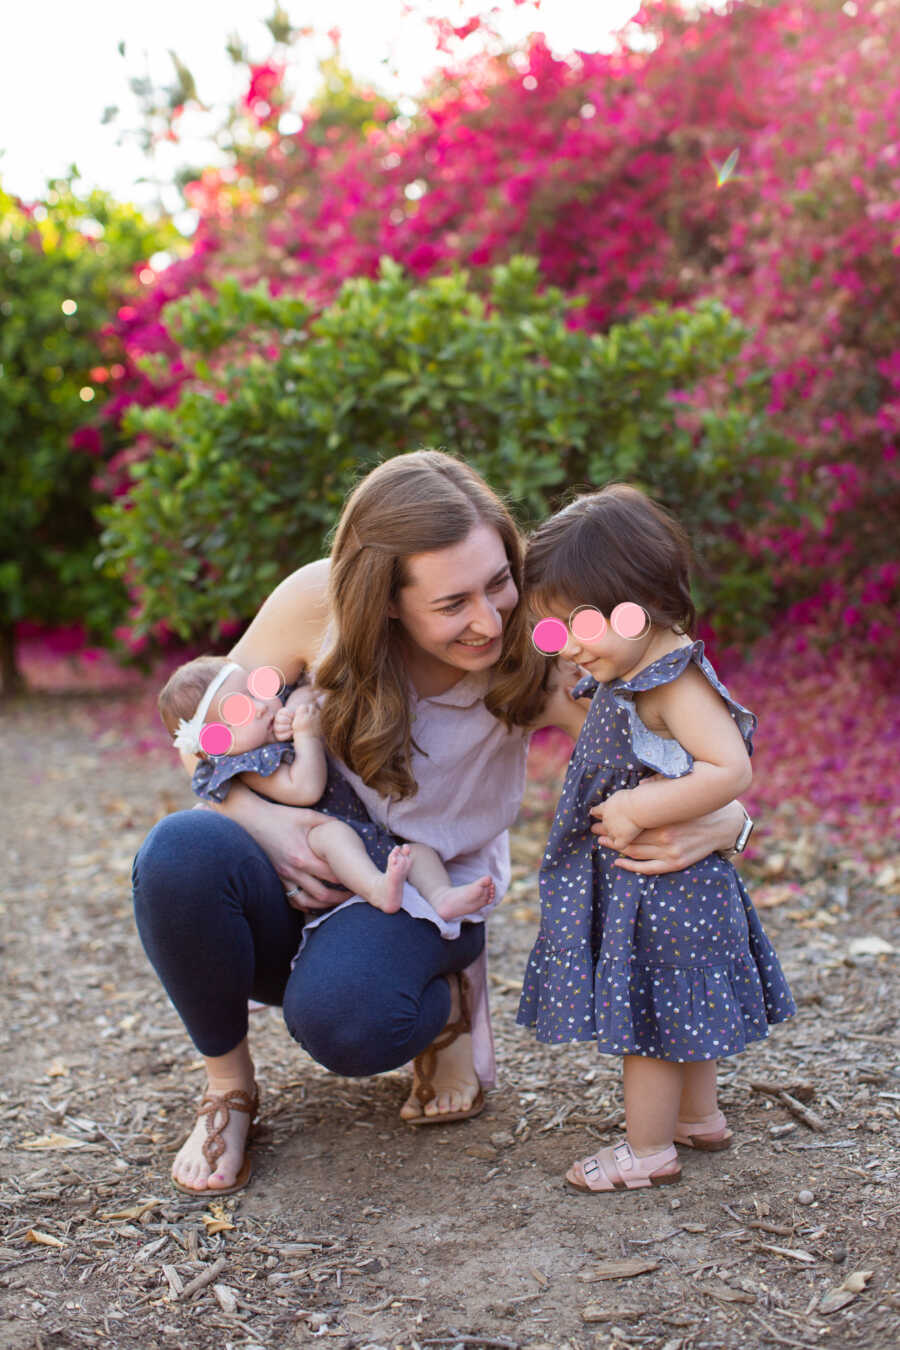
top-left (71, 426), bottom-right (104, 456)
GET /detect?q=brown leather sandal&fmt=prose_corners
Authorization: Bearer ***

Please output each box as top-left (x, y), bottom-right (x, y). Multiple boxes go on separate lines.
top-left (172, 1085), bottom-right (259, 1196)
top-left (404, 973), bottom-right (485, 1127)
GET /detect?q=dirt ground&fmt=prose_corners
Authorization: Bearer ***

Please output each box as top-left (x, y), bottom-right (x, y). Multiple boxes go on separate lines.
top-left (2, 684), bottom-right (898, 1350)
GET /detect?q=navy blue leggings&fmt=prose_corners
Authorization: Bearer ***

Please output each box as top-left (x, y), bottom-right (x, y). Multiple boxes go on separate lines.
top-left (131, 810), bottom-right (485, 1073)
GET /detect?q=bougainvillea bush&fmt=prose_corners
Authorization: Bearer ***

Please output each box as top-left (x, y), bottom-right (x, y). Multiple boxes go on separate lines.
top-left (91, 0), bottom-right (898, 679)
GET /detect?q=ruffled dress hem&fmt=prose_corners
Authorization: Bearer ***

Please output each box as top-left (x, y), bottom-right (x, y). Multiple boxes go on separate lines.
top-left (517, 939), bottom-right (794, 1060)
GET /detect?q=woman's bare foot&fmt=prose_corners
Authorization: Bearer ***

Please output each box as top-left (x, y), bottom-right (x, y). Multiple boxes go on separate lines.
top-left (171, 1042), bottom-right (257, 1194)
top-left (431, 874), bottom-right (495, 921)
top-left (399, 973), bottom-right (482, 1122)
top-left (367, 844), bottom-right (413, 914)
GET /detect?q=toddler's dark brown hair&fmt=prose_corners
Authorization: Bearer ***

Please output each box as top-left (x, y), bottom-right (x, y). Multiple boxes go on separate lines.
top-left (524, 483), bottom-right (696, 634)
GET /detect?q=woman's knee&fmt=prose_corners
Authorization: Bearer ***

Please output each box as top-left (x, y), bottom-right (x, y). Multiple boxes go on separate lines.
top-left (134, 809), bottom-right (250, 891)
top-left (132, 810), bottom-right (272, 938)
top-left (284, 979), bottom-right (430, 1077)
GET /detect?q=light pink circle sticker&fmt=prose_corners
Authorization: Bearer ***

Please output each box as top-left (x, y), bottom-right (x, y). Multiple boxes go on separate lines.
top-left (248, 665), bottom-right (284, 699)
top-left (570, 607), bottom-right (607, 643)
top-left (532, 617), bottom-right (568, 655)
top-left (199, 722), bottom-right (233, 756)
top-left (221, 691), bottom-right (254, 726)
top-left (610, 602), bottom-right (649, 639)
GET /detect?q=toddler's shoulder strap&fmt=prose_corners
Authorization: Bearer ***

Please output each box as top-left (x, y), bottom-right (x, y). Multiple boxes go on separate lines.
top-left (572, 672), bottom-right (600, 701)
top-left (610, 640), bottom-right (757, 778)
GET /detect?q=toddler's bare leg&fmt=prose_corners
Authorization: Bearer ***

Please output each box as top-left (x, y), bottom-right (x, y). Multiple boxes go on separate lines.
top-left (673, 1060), bottom-right (732, 1147)
top-left (564, 1056), bottom-right (683, 1187)
top-left (407, 843), bottom-right (495, 920)
top-left (307, 821), bottom-right (412, 914)
top-left (678, 1060), bottom-right (720, 1122)
top-left (623, 1055), bottom-right (683, 1155)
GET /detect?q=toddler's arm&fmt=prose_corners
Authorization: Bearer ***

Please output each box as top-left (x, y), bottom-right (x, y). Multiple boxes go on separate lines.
top-left (239, 704), bottom-right (329, 806)
top-left (595, 665), bottom-right (752, 851)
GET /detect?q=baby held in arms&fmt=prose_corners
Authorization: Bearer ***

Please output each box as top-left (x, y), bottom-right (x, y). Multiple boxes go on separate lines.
top-left (158, 656), bottom-right (495, 920)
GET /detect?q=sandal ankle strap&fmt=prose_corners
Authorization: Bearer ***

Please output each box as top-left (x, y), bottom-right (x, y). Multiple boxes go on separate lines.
top-left (411, 973), bottom-right (472, 1106)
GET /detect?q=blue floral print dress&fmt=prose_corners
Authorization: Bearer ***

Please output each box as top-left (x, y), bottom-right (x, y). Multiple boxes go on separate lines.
top-left (517, 640), bottom-right (795, 1061)
top-left (192, 741), bottom-right (402, 878)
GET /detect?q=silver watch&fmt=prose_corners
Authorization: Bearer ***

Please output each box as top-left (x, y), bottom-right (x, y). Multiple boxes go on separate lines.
top-left (720, 809), bottom-right (754, 860)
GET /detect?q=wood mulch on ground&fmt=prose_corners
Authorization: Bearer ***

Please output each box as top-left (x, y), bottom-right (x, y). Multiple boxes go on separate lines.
top-left (1, 681), bottom-right (898, 1350)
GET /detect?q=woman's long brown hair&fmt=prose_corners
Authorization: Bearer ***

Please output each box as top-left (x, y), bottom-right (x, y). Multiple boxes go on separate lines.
top-left (315, 450), bottom-right (549, 801)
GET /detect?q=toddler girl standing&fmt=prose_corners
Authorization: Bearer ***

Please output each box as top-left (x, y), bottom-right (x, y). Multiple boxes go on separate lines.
top-left (517, 484), bottom-right (795, 1192)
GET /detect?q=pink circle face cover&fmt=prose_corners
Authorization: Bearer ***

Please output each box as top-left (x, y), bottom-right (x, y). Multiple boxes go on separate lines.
top-left (199, 722), bottom-right (234, 756)
top-left (531, 617), bottom-right (569, 655)
top-left (247, 665), bottom-right (284, 699)
top-left (531, 602), bottom-right (651, 655)
top-left (570, 607), bottom-right (607, 642)
top-left (220, 691), bottom-right (254, 727)
top-left (610, 601), bottom-right (650, 639)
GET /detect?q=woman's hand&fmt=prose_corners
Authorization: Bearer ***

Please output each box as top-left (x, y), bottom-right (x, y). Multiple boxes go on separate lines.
top-left (590, 798), bottom-right (747, 875)
top-left (267, 805), bottom-right (352, 909)
top-left (199, 791), bottom-right (352, 909)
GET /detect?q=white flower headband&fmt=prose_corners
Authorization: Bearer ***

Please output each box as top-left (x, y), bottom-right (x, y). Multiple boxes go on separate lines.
top-left (172, 662), bottom-right (242, 755)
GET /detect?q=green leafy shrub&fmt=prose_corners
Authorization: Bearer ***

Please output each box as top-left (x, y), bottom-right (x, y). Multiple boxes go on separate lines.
top-left (98, 256), bottom-right (804, 644)
top-left (0, 176), bottom-right (176, 690)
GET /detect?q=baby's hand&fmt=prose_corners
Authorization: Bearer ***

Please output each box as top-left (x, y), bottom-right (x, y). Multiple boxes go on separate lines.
top-left (283, 683), bottom-right (318, 708)
top-left (592, 789), bottom-right (641, 852)
top-left (273, 706), bottom-right (295, 741)
top-left (292, 704), bottom-right (322, 738)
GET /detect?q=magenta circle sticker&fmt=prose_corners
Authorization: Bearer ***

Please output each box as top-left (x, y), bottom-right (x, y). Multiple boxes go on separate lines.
top-left (220, 691), bottom-right (253, 726)
top-left (199, 722), bottom-right (233, 756)
top-left (570, 607), bottom-right (607, 643)
top-left (610, 602), bottom-right (649, 639)
top-left (532, 617), bottom-right (568, 655)
top-left (248, 665), bottom-right (284, 699)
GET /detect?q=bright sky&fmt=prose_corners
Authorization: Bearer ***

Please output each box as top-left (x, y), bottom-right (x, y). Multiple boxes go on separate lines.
top-left (1, 0), bottom-right (640, 226)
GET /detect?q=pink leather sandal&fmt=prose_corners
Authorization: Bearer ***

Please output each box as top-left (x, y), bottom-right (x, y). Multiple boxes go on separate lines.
top-left (567, 1140), bottom-right (681, 1192)
top-left (673, 1109), bottom-right (732, 1151)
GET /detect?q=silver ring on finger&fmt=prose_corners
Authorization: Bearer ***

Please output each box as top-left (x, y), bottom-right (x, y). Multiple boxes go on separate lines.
top-left (285, 885), bottom-right (301, 898)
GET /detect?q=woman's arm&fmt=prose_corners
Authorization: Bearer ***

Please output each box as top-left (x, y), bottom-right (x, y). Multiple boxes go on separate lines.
top-left (183, 557), bottom-right (351, 906)
top-left (227, 556), bottom-right (332, 678)
top-left (593, 667), bottom-right (752, 850)
top-left (195, 780), bottom-right (352, 908)
top-left (593, 800), bottom-right (748, 874)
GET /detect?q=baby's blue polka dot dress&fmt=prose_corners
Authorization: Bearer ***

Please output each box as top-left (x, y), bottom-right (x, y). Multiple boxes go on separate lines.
top-left (517, 640), bottom-right (795, 1061)
top-left (192, 743), bottom-right (402, 884)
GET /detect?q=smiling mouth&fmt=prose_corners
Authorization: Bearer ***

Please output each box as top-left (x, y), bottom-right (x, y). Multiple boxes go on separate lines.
top-left (457, 636), bottom-right (498, 649)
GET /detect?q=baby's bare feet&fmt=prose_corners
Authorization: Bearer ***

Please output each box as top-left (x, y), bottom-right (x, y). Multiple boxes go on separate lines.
top-left (367, 844), bottom-right (412, 913)
top-left (431, 874), bottom-right (495, 921)
top-left (171, 1079), bottom-right (258, 1194)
